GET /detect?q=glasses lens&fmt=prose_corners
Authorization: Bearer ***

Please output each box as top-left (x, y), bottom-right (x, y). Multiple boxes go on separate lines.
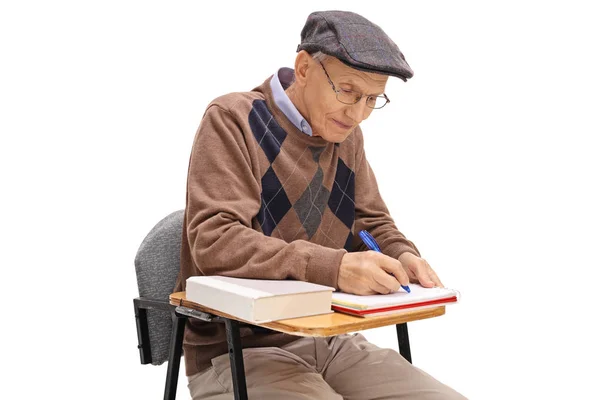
top-left (336, 90), bottom-right (389, 109)
top-left (369, 96), bottom-right (388, 109)
top-left (336, 90), bottom-right (361, 105)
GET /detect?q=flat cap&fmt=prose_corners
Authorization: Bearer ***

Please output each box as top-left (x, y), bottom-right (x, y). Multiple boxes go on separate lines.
top-left (297, 10), bottom-right (414, 81)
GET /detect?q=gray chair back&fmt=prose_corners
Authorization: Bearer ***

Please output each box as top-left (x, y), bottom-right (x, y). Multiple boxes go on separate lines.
top-left (134, 209), bottom-right (185, 365)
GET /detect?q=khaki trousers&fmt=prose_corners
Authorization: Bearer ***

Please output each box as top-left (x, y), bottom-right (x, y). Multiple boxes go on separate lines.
top-left (187, 333), bottom-right (466, 400)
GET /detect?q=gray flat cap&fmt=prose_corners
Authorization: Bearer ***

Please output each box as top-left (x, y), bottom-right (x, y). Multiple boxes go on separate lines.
top-left (297, 10), bottom-right (414, 81)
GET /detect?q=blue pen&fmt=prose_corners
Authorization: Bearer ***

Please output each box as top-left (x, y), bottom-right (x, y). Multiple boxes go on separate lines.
top-left (358, 230), bottom-right (411, 293)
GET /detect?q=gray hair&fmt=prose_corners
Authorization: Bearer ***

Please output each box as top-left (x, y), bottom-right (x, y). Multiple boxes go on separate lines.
top-left (311, 51), bottom-right (330, 63)
top-left (288, 51), bottom-right (330, 86)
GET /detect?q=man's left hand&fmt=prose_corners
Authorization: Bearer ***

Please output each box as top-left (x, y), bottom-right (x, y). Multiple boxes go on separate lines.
top-left (398, 252), bottom-right (444, 288)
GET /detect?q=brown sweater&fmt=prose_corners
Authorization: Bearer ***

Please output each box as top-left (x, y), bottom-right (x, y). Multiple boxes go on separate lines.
top-left (175, 74), bottom-right (420, 376)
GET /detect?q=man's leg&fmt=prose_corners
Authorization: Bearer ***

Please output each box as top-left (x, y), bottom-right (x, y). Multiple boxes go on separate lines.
top-left (187, 344), bottom-right (343, 400)
top-left (319, 333), bottom-right (467, 400)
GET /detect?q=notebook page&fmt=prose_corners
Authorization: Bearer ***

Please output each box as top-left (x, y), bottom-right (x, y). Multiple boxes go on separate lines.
top-left (331, 284), bottom-right (459, 310)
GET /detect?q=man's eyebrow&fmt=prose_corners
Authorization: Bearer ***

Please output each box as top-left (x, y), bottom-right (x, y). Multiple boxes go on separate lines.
top-left (340, 80), bottom-right (385, 96)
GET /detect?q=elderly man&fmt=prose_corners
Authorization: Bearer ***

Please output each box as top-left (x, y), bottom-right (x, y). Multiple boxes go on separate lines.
top-left (175, 10), bottom-right (466, 400)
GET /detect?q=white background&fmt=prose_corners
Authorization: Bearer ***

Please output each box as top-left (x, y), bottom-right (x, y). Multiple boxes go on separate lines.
top-left (1, 1), bottom-right (599, 399)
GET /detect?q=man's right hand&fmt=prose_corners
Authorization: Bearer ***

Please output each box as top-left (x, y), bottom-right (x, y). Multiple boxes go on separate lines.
top-left (337, 251), bottom-right (410, 295)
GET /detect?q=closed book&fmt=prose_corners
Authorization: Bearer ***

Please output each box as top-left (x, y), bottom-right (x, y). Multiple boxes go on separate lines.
top-left (186, 276), bottom-right (335, 323)
top-left (332, 284), bottom-right (460, 318)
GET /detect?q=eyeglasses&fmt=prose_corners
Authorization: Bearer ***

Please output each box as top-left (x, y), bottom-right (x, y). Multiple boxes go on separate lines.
top-left (318, 61), bottom-right (390, 110)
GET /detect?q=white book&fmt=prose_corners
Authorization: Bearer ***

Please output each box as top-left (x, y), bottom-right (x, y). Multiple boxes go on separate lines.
top-left (186, 276), bottom-right (335, 323)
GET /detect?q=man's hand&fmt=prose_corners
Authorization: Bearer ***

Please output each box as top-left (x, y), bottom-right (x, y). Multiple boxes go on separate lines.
top-left (338, 251), bottom-right (410, 295)
top-left (398, 252), bottom-right (444, 288)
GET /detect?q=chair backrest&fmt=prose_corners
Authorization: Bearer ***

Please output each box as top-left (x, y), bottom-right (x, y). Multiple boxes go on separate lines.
top-left (134, 209), bottom-right (185, 365)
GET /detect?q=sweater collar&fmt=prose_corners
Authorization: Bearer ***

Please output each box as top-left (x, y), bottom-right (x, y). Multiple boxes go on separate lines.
top-left (254, 72), bottom-right (329, 147)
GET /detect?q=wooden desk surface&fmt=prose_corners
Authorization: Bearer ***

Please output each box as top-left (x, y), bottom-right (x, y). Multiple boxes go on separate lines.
top-left (170, 292), bottom-right (445, 337)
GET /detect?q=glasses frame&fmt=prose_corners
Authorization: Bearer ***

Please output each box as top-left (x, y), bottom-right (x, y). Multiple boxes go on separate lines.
top-left (318, 61), bottom-right (390, 110)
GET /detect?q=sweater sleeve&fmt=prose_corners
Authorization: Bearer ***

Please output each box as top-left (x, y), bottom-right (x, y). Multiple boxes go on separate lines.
top-left (351, 128), bottom-right (421, 259)
top-left (185, 104), bottom-right (346, 288)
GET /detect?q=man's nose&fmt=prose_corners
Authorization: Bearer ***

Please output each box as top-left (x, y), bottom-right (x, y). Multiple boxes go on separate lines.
top-left (345, 99), bottom-right (371, 122)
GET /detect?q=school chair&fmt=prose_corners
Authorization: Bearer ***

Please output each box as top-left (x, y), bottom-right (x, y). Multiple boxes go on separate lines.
top-left (133, 209), bottom-right (413, 400)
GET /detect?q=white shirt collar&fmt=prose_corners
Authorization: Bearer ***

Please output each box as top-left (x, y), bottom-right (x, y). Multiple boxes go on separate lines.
top-left (270, 67), bottom-right (313, 136)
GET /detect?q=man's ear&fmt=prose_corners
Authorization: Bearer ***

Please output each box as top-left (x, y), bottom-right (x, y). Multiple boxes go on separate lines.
top-left (293, 50), bottom-right (312, 88)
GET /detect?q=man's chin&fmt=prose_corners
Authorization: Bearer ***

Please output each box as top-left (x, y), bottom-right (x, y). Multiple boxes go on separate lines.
top-left (320, 130), bottom-right (351, 143)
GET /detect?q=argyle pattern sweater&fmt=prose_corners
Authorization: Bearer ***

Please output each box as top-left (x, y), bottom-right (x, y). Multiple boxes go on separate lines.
top-left (175, 74), bottom-right (420, 375)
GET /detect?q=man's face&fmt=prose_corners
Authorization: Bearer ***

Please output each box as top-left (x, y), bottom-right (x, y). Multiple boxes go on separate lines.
top-left (302, 56), bottom-right (389, 143)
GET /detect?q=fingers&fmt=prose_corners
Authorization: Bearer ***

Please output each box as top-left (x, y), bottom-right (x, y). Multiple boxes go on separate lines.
top-left (425, 261), bottom-right (444, 287)
top-left (339, 251), bottom-right (442, 295)
top-left (372, 268), bottom-right (401, 293)
top-left (372, 252), bottom-right (409, 289)
top-left (404, 257), bottom-right (443, 288)
top-left (370, 273), bottom-right (398, 294)
top-left (338, 252), bottom-right (397, 295)
top-left (413, 262), bottom-right (436, 287)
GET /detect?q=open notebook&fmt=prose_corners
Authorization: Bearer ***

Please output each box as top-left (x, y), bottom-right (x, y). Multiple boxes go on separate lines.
top-left (332, 284), bottom-right (460, 317)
